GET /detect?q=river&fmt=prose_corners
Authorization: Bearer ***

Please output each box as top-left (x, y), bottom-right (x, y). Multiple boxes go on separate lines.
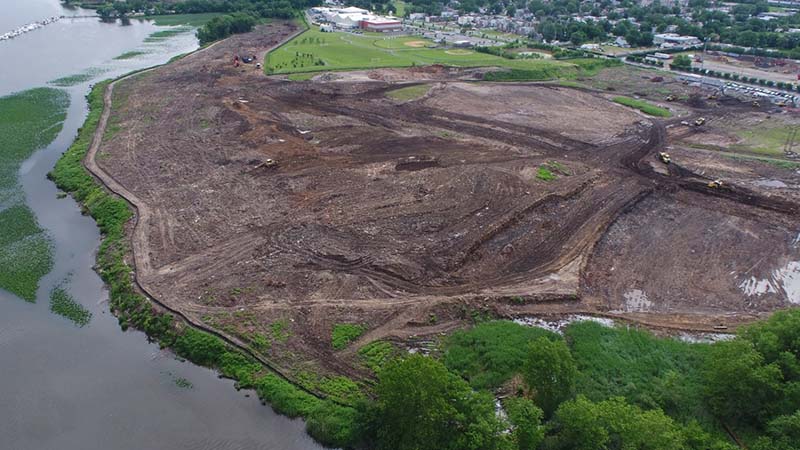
top-left (0, 1), bottom-right (323, 449)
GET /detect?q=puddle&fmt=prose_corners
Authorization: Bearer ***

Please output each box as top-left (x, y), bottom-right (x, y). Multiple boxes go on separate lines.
top-left (675, 332), bottom-right (734, 344)
top-left (513, 315), bottom-right (615, 334)
top-left (623, 289), bottom-right (653, 312)
top-left (738, 260), bottom-right (800, 304)
top-left (753, 179), bottom-right (788, 188)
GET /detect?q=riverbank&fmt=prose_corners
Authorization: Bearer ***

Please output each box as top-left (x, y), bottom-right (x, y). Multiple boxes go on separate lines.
top-left (49, 67), bottom-right (357, 449)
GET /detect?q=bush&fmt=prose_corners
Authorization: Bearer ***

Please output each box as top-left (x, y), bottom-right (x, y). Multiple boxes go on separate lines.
top-left (197, 12), bottom-right (256, 45)
top-left (173, 328), bottom-right (228, 366)
top-left (444, 321), bottom-right (559, 389)
top-left (306, 400), bottom-right (362, 448)
top-left (536, 166), bottom-right (556, 181)
top-left (332, 323), bottom-right (366, 350)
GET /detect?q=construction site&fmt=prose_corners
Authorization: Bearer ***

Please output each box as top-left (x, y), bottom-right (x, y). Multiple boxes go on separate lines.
top-left (92, 21), bottom-right (800, 381)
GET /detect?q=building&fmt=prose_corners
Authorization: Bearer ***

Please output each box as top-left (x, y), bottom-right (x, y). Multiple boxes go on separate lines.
top-left (653, 33), bottom-right (701, 47)
top-left (360, 16), bottom-right (402, 32)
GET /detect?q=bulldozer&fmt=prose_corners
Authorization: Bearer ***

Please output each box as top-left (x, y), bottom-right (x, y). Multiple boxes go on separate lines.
top-left (658, 152), bottom-right (671, 164)
top-left (707, 179), bottom-right (723, 189)
top-left (752, 100), bottom-right (760, 108)
top-left (694, 117), bottom-right (706, 126)
top-left (665, 94), bottom-right (676, 102)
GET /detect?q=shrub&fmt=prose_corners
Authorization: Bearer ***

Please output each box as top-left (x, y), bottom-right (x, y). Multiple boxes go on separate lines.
top-left (444, 321), bottom-right (559, 389)
top-left (173, 328), bottom-right (227, 366)
top-left (536, 166), bottom-right (556, 181)
top-left (332, 323), bottom-right (366, 350)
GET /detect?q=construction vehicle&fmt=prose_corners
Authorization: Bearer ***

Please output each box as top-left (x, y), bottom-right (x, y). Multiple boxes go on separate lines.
top-left (658, 152), bottom-right (671, 164)
top-left (707, 179), bottom-right (723, 188)
top-left (752, 100), bottom-right (760, 108)
top-left (707, 93), bottom-right (718, 100)
top-left (694, 117), bottom-right (706, 126)
top-left (778, 101), bottom-right (787, 107)
top-left (665, 94), bottom-right (676, 101)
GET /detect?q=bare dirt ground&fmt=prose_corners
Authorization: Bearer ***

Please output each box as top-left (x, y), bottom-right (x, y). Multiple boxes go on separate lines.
top-left (93, 23), bottom-right (800, 381)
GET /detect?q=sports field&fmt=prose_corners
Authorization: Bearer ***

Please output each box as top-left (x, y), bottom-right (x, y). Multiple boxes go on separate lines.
top-left (266, 29), bottom-right (591, 76)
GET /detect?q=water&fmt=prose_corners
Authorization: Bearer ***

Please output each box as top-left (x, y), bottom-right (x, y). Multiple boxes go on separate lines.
top-left (0, 1), bottom-right (322, 449)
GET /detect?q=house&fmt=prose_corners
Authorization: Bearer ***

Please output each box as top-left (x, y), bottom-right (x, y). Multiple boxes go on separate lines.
top-left (614, 36), bottom-right (630, 48)
top-left (653, 33), bottom-right (701, 46)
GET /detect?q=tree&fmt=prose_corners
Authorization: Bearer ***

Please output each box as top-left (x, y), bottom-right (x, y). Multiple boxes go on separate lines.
top-left (671, 54), bottom-right (692, 70)
top-left (523, 337), bottom-right (577, 417)
top-left (370, 354), bottom-right (506, 450)
top-left (505, 397), bottom-right (545, 450)
top-left (548, 396), bottom-right (687, 450)
top-left (704, 339), bottom-right (783, 425)
top-left (570, 31), bottom-right (587, 45)
top-left (752, 410), bottom-right (800, 450)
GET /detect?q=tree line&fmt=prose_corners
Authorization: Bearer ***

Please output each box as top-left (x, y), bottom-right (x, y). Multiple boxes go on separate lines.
top-left (344, 309), bottom-right (800, 450)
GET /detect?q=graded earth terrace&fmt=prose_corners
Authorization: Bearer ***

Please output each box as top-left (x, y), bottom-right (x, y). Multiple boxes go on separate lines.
top-left (93, 22), bottom-right (800, 381)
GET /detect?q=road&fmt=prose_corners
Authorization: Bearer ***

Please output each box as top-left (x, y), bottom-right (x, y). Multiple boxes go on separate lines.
top-left (694, 59), bottom-right (798, 84)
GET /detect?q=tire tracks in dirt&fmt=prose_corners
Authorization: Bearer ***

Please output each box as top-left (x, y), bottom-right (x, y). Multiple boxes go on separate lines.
top-left (81, 25), bottom-right (347, 403)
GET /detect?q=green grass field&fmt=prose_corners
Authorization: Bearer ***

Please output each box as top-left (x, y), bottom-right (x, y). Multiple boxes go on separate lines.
top-left (143, 13), bottom-right (224, 27)
top-left (266, 29), bottom-right (591, 78)
top-left (0, 87), bottom-right (68, 300)
top-left (613, 96), bottom-right (672, 117)
top-left (733, 123), bottom-right (799, 156)
top-left (386, 84), bottom-right (430, 101)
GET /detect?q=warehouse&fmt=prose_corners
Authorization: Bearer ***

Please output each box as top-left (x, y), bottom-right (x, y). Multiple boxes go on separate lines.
top-left (360, 16), bottom-right (402, 32)
top-left (312, 6), bottom-right (401, 31)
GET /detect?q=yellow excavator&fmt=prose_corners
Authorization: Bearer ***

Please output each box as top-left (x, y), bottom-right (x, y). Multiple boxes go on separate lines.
top-left (694, 117), bottom-right (706, 126)
top-left (707, 179), bottom-right (723, 189)
top-left (658, 152), bottom-right (671, 164)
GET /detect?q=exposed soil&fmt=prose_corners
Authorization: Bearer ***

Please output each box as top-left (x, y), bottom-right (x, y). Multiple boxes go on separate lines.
top-left (93, 23), bottom-right (800, 381)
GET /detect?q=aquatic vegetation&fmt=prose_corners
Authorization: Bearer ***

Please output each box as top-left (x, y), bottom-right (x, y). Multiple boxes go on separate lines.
top-left (145, 27), bottom-right (192, 42)
top-left (49, 285), bottom-right (92, 327)
top-left (49, 68), bottom-right (108, 87)
top-left (0, 87), bottom-right (68, 301)
top-left (174, 376), bottom-right (193, 389)
top-left (144, 13), bottom-right (223, 27)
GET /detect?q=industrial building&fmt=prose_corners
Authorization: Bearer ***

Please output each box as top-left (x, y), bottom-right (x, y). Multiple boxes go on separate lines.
top-left (653, 33), bottom-right (702, 47)
top-left (310, 6), bottom-right (402, 32)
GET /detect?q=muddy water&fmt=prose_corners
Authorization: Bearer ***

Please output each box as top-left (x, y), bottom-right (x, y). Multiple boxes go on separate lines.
top-left (1, 2), bottom-right (322, 449)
